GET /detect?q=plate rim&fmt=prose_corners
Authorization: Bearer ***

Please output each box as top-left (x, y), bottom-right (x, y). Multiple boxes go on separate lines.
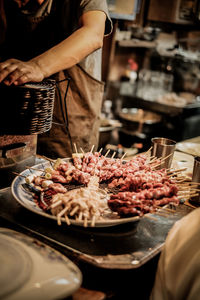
top-left (11, 161), bottom-right (140, 227)
top-left (0, 227), bottom-right (82, 299)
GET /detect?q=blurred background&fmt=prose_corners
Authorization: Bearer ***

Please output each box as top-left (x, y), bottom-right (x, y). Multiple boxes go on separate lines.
top-left (100, 0), bottom-right (200, 156)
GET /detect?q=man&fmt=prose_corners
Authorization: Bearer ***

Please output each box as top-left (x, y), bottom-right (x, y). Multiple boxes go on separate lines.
top-left (0, 0), bottom-right (112, 158)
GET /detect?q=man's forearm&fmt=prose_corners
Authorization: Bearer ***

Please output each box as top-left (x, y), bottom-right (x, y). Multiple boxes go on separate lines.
top-left (31, 19), bottom-right (104, 78)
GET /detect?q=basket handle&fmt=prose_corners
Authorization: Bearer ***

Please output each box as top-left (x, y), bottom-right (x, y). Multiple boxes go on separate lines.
top-left (55, 78), bottom-right (73, 151)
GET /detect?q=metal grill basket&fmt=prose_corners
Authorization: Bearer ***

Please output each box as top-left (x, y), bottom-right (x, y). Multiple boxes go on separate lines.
top-left (0, 80), bottom-right (56, 135)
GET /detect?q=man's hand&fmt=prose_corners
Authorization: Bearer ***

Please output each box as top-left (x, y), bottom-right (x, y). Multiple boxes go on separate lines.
top-left (0, 59), bottom-right (45, 85)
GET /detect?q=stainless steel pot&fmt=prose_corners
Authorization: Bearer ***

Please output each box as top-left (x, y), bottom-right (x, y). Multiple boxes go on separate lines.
top-left (118, 108), bottom-right (162, 135)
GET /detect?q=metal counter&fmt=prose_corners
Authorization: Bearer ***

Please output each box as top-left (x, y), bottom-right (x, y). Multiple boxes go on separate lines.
top-left (0, 187), bottom-right (193, 270)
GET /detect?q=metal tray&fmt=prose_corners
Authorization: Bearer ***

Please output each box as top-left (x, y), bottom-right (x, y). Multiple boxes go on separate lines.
top-left (0, 187), bottom-right (193, 269)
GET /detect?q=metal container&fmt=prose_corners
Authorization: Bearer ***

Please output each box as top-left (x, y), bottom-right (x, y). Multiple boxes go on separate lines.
top-left (118, 108), bottom-right (162, 135)
top-left (151, 137), bottom-right (176, 169)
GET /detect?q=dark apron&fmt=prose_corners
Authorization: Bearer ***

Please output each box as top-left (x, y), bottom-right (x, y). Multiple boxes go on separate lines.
top-left (1, 0), bottom-right (104, 159)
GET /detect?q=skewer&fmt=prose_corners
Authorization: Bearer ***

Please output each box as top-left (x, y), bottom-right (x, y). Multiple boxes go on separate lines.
top-left (64, 214), bottom-right (71, 225)
top-left (149, 157), bottom-right (158, 164)
top-left (190, 188), bottom-right (200, 192)
top-left (104, 149), bottom-right (110, 157)
top-left (151, 153), bottom-right (174, 170)
top-left (188, 182), bottom-right (200, 186)
top-left (154, 205), bottom-right (176, 213)
top-left (151, 162), bottom-right (162, 170)
top-left (111, 152), bottom-right (116, 159)
top-left (25, 166), bottom-right (44, 172)
top-left (178, 189), bottom-right (199, 194)
top-left (80, 147), bottom-right (85, 154)
top-left (57, 216), bottom-right (62, 226)
top-left (121, 152), bottom-right (127, 160)
top-left (174, 178), bottom-right (187, 183)
top-left (177, 191), bottom-right (191, 196)
top-left (78, 211), bottom-right (83, 221)
top-left (178, 186), bottom-right (190, 191)
top-left (74, 143), bottom-right (78, 153)
top-left (70, 206), bottom-right (79, 216)
top-left (58, 206), bottom-right (69, 218)
top-left (36, 154), bottom-right (55, 163)
top-left (12, 171), bottom-right (26, 178)
top-left (190, 193), bottom-right (199, 197)
top-left (84, 217), bottom-right (88, 227)
top-left (177, 182), bottom-right (197, 186)
top-left (99, 148), bottom-right (103, 154)
top-left (90, 145), bottom-right (95, 153)
top-left (145, 146), bottom-right (152, 156)
top-left (160, 152), bottom-right (173, 162)
top-left (91, 215), bottom-right (96, 227)
top-left (148, 155), bottom-right (156, 160)
top-left (178, 193), bottom-right (199, 199)
top-left (167, 168), bottom-right (187, 174)
top-left (51, 200), bottom-right (62, 209)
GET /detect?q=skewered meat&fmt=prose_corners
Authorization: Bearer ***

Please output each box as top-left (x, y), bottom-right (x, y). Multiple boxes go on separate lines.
top-left (25, 150), bottom-right (181, 223)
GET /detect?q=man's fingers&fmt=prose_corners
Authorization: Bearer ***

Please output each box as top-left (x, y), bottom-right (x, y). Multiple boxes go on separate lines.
top-left (0, 65), bottom-right (18, 82)
top-left (13, 74), bottom-right (29, 85)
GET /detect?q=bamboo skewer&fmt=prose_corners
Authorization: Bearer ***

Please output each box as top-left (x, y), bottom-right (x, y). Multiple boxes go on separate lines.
top-left (178, 182), bottom-right (199, 186)
top-left (37, 154), bottom-right (55, 163)
top-left (58, 206), bottom-right (69, 217)
top-left (145, 146), bottom-right (152, 156)
top-left (154, 205), bottom-right (176, 213)
top-left (178, 193), bottom-right (199, 199)
top-left (84, 217), bottom-right (88, 227)
top-left (51, 200), bottom-right (62, 209)
top-left (65, 214), bottom-right (71, 225)
top-left (12, 171), bottom-right (26, 178)
top-left (149, 157), bottom-right (158, 164)
top-left (91, 215), bottom-right (96, 227)
top-left (148, 155), bottom-right (156, 160)
top-left (160, 152), bottom-right (173, 162)
top-left (90, 145), bottom-right (95, 153)
top-left (26, 166), bottom-right (44, 172)
top-left (121, 152), bottom-right (127, 160)
top-left (70, 206), bottom-right (79, 216)
top-left (78, 211), bottom-right (83, 221)
top-left (80, 147), bottom-right (85, 154)
top-left (74, 143), bottom-right (78, 153)
top-left (151, 153), bottom-right (174, 170)
top-left (111, 152), bottom-right (116, 159)
top-left (105, 149), bottom-right (110, 157)
top-left (168, 168), bottom-right (187, 174)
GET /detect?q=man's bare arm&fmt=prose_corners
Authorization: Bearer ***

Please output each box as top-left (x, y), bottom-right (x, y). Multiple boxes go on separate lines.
top-left (0, 10), bottom-right (106, 85)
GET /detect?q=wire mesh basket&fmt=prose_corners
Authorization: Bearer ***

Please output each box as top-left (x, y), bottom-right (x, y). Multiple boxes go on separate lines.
top-left (0, 80), bottom-right (56, 135)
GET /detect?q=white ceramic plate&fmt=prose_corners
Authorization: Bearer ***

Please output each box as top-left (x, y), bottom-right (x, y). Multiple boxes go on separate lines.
top-left (0, 227), bottom-right (82, 300)
top-left (11, 162), bottom-right (140, 227)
